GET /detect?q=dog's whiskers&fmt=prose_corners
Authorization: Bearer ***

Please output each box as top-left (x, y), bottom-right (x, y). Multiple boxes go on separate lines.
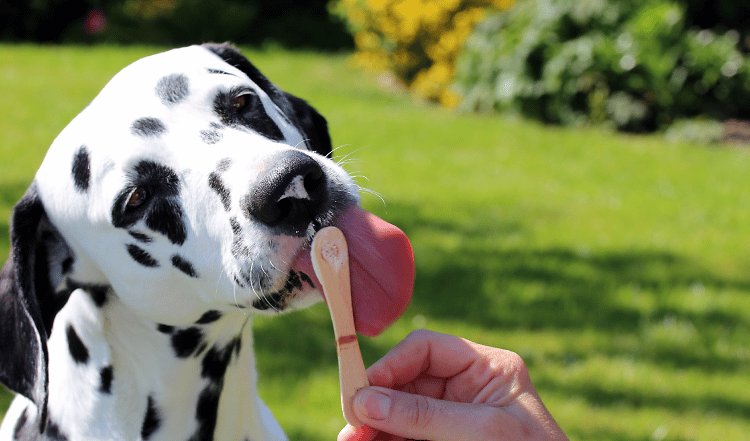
top-left (336, 159), bottom-right (361, 168)
top-left (268, 258), bottom-right (282, 274)
top-left (348, 173), bottom-right (370, 181)
top-left (358, 186), bottom-right (388, 209)
top-left (328, 144), bottom-right (352, 159)
top-left (333, 146), bottom-right (369, 166)
top-left (293, 139), bottom-right (309, 151)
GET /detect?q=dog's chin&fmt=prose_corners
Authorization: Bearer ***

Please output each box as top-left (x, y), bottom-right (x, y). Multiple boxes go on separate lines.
top-left (247, 267), bottom-right (320, 313)
top-left (246, 217), bottom-right (334, 313)
top-left (239, 237), bottom-right (319, 313)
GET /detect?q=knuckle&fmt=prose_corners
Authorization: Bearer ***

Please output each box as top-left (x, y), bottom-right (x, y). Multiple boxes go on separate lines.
top-left (505, 351), bottom-right (528, 374)
top-left (404, 393), bottom-right (436, 429)
top-left (404, 328), bottom-right (435, 342)
top-left (495, 349), bottom-right (531, 385)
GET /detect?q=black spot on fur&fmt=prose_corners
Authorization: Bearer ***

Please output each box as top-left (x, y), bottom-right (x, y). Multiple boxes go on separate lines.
top-left (146, 200), bottom-right (187, 246)
top-left (63, 280), bottom-right (110, 309)
top-left (171, 254), bottom-right (198, 278)
top-left (71, 146), bottom-right (91, 192)
top-left (229, 336), bottom-right (242, 358)
top-left (45, 420), bottom-right (69, 441)
top-left (113, 161), bottom-right (186, 246)
top-left (229, 216), bottom-right (250, 259)
top-left (131, 117), bottom-right (167, 137)
top-left (232, 274), bottom-right (246, 289)
top-left (126, 244), bottom-right (159, 268)
top-left (229, 217), bottom-right (242, 235)
top-left (140, 396), bottom-right (161, 440)
top-left (299, 271), bottom-right (315, 289)
top-left (171, 327), bottom-right (204, 358)
top-left (207, 68), bottom-right (232, 75)
top-left (88, 285), bottom-right (109, 307)
top-left (100, 366), bottom-right (113, 394)
top-left (201, 341), bottom-right (236, 381)
top-left (213, 88), bottom-right (285, 142)
top-left (216, 157), bottom-right (232, 172)
top-left (285, 270), bottom-right (304, 291)
top-left (157, 323), bottom-right (175, 334)
top-left (156, 73), bottom-right (189, 106)
top-left (128, 231), bottom-right (154, 243)
top-left (186, 337), bottom-right (242, 440)
top-left (200, 129), bottom-right (223, 145)
top-left (9, 392), bottom-right (67, 439)
top-left (66, 324), bottom-right (89, 364)
top-left (229, 217), bottom-right (250, 259)
top-left (189, 384), bottom-right (221, 441)
top-left (13, 407), bottom-right (28, 439)
top-left (252, 271), bottom-right (305, 311)
top-left (61, 257), bottom-right (74, 275)
top-left (252, 293), bottom-right (282, 311)
top-left (15, 408), bottom-right (66, 441)
top-left (196, 310), bottom-right (222, 324)
top-left (208, 172), bottom-right (231, 211)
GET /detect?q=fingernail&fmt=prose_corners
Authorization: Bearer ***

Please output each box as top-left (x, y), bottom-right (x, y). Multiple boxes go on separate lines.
top-left (357, 388), bottom-right (391, 420)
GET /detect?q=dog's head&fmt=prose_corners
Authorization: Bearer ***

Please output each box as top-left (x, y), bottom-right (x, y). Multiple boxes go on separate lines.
top-left (30, 43), bottom-right (359, 324)
top-left (0, 44), bottom-right (413, 408)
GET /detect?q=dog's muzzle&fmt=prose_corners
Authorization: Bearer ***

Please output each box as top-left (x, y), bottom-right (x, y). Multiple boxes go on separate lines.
top-left (242, 150), bottom-right (326, 237)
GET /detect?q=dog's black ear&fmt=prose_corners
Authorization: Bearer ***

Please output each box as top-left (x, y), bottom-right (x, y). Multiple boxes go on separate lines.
top-left (202, 42), bottom-right (333, 156)
top-left (283, 92), bottom-right (333, 157)
top-left (0, 183), bottom-right (72, 412)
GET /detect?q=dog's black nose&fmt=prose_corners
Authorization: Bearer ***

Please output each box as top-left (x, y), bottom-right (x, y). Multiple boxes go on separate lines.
top-left (244, 150), bottom-right (326, 235)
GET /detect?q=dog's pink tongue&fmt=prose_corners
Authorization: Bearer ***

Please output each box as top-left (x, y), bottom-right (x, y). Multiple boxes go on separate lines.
top-left (293, 206), bottom-right (414, 337)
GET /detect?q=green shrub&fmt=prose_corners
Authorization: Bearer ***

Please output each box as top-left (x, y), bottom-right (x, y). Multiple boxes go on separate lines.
top-left (454, 0), bottom-right (750, 131)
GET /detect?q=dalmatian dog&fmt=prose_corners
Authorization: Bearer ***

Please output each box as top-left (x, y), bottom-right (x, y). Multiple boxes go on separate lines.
top-left (0, 43), bottom-right (413, 441)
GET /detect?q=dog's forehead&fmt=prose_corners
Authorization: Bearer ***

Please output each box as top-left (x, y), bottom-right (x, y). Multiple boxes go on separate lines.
top-left (37, 45), bottom-right (305, 214)
top-left (95, 46), bottom-right (260, 107)
top-left (46, 46), bottom-right (302, 166)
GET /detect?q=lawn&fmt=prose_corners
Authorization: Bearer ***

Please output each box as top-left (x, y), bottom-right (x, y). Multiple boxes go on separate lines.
top-left (2, 44), bottom-right (750, 441)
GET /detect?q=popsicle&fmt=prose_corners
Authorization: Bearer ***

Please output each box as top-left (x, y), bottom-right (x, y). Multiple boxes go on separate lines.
top-left (311, 226), bottom-right (369, 428)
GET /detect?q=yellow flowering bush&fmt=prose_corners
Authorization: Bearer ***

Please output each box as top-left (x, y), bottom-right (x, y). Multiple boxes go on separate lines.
top-left (332, 0), bottom-right (515, 106)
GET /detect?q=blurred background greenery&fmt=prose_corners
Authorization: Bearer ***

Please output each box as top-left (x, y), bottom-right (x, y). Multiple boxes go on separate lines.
top-left (4, 0), bottom-right (750, 135)
top-left (3, 1), bottom-right (750, 440)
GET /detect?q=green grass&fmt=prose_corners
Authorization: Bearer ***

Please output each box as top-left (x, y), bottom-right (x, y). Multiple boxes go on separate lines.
top-left (2, 44), bottom-right (750, 441)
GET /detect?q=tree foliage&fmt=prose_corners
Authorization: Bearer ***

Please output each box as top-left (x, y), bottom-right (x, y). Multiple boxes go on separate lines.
top-left (454, 0), bottom-right (750, 131)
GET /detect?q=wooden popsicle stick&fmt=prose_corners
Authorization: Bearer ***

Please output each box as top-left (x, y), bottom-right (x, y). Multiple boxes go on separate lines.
top-left (311, 226), bottom-right (369, 428)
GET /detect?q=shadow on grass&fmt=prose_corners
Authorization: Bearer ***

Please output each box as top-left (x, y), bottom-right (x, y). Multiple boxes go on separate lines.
top-left (382, 202), bottom-right (749, 330)
top-left (539, 375), bottom-right (750, 420)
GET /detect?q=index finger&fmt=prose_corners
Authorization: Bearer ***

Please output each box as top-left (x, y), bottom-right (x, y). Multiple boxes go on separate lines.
top-left (366, 329), bottom-right (486, 389)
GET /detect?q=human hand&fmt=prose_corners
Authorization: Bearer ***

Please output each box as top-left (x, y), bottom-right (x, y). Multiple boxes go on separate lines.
top-left (337, 330), bottom-right (567, 441)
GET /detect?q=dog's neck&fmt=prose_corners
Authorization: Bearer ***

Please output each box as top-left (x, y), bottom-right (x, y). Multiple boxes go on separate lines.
top-left (39, 287), bottom-right (284, 441)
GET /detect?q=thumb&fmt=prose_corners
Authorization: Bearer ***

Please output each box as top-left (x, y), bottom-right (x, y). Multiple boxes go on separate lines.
top-left (351, 386), bottom-right (492, 441)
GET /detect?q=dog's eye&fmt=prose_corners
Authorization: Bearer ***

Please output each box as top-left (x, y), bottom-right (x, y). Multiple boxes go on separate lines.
top-left (231, 93), bottom-right (252, 113)
top-left (126, 187), bottom-right (149, 209)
